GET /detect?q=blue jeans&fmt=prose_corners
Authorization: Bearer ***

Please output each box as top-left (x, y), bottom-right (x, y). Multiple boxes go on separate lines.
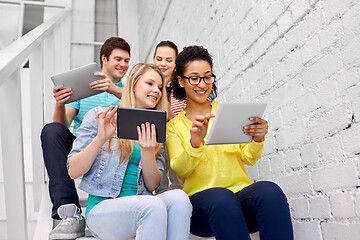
top-left (87, 189), bottom-right (192, 240)
top-left (189, 181), bottom-right (293, 240)
top-left (40, 122), bottom-right (80, 219)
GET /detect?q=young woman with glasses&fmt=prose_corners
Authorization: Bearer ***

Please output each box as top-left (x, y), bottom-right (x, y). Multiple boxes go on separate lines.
top-left (166, 46), bottom-right (293, 240)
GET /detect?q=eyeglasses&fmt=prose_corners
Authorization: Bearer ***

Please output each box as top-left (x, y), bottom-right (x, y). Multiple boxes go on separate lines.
top-left (181, 74), bottom-right (216, 85)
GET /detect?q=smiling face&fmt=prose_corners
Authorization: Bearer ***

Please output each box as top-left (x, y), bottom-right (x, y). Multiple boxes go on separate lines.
top-left (133, 68), bottom-right (163, 109)
top-left (153, 46), bottom-right (176, 84)
top-left (101, 48), bottom-right (130, 82)
top-left (178, 60), bottom-right (213, 105)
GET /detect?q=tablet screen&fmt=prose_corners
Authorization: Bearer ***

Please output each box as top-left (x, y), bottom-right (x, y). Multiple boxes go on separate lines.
top-left (117, 107), bottom-right (167, 143)
top-left (205, 102), bottom-right (267, 145)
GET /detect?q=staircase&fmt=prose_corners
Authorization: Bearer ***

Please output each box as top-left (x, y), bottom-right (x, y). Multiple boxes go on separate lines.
top-left (37, 180), bottom-right (259, 240)
top-left (0, 3), bottom-right (72, 239)
top-left (37, 180), bottom-right (215, 239)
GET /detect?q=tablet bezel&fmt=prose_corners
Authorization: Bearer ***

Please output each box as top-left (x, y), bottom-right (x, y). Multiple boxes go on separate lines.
top-left (51, 62), bottom-right (102, 103)
top-left (117, 107), bottom-right (167, 143)
top-left (205, 102), bottom-right (267, 145)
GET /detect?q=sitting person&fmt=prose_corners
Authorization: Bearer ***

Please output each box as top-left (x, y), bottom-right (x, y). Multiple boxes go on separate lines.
top-left (67, 63), bottom-right (191, 240)
top-left (153, 40), bottom-right (186, 119)
top-left (152, 40), bottom-right (186, 196)
top-left (166, 46), bottom-right (294, 240)
top-left (152, 41), bottom-right (193, 239)
top-left (41, 37), bottom-right (131, 239)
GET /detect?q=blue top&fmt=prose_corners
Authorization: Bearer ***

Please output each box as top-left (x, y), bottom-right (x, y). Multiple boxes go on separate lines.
top-left (66, 80), bottom-right (123, 135)
top-left (67, 107), bottom-right (165, 203)
top-left (85, 142), bottom-right (141, 221)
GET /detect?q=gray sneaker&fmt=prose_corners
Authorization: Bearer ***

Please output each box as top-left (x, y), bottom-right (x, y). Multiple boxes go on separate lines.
top-left (49, 204), bottom-right (85, 240)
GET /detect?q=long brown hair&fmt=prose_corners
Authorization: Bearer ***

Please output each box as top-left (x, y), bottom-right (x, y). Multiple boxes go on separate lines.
top-left (114, 63), bottom-right (168, 163)
top-left (153, 40), bottom-right (178, 57)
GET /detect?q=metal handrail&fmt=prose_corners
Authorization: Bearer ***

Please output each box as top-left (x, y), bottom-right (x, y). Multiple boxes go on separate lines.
top-left (0, 6), bottom-right (71, 239)
top-left (0, 0), bottom-right (67, 8)
top-left (0, 7), bottom-right (71, 82)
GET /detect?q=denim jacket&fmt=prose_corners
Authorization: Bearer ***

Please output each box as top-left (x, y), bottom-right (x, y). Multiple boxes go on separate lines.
top-left (67, 107), bottom-right (165, 198)
top-left (155, 145), bottom-right (183, 194)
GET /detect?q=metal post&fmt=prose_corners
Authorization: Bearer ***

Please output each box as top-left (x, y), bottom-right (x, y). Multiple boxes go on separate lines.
top-left (0, 70), bottom-right (28, 240)
top-left (17, 1), bottom-right (24, 38)
top-left (43, 32), bottom-right (55, 126)
top-left (29, 44), bottom-right (45, 212)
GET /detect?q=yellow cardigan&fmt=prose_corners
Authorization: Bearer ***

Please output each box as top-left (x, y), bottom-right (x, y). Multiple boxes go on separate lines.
top-left (166, 101), bottom-right (265, 196)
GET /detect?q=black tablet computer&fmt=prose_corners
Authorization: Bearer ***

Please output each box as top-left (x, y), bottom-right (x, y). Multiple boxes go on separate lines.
top-left (117, 107), bottom-right (167, 143)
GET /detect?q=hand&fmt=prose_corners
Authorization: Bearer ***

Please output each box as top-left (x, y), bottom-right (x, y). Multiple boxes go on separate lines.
top-left (90, 72), bottom-right (121, 95)
top-left (95, 105), bottom-right (118, 141)
top-left (243, 117), bottom-right (268, 142)
top-left (190, 113), bottom-right (215, 148)
top-left (137, 122), bottom-right (158, 154)
top-left (53, 84), bottom-right (73, 104)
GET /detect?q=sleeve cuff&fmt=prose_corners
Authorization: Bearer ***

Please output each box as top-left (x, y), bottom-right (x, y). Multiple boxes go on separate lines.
top-left (251, 138), bottom-right (265, 144)
top-left (185, 140), bottom-right (205, 160)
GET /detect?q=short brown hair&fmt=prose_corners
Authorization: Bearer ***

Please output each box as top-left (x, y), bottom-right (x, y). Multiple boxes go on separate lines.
top-left (100, 37), bottom-right (131, 68)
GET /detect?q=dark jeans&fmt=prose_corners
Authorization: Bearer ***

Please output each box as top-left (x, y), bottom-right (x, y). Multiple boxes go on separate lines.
top-left (189, 181), bottom-right (293, 240)
top-left (41, 122), bottom-right (80, 219)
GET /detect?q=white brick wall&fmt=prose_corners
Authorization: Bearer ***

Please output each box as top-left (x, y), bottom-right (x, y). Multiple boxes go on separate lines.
top-left (138, 0), bottom-right (360, 239)
top-left (309, 195), bottom-right (331, 219)
top-left (330, 192), bottom-right (356, 218)
top-left (293, 221), bottom-right (322, 240)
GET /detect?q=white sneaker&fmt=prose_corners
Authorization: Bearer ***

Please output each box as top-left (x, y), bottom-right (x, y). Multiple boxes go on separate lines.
top-left (49, 204), bottom-right (85, 240)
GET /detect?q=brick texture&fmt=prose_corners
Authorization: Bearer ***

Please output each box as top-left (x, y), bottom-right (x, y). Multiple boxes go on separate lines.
top-left (138, 0), bottom-right (360, 239)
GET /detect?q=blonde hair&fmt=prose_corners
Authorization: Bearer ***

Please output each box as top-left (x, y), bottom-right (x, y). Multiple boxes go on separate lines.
top-left (114, 63), bottom-right (168, 163)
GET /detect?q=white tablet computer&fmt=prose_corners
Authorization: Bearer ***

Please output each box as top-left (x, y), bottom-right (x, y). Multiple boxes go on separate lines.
top-left (117, 107), bottom-right (167, 143)
top-left (205, 102), bottom-right (267, 145)
top-left (51, 63), bottom-right (102, 103)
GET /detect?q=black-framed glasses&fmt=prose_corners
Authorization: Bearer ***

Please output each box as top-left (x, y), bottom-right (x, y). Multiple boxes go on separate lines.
top-left (181, 74), bottom-right (216, 85)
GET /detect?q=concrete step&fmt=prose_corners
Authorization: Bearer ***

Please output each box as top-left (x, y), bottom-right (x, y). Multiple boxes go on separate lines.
top-left (35, 182), bottom-right (258, 240)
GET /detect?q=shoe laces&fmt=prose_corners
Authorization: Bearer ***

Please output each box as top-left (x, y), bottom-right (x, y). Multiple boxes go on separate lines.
top-left (58, 212), bottom-right (82, 226)
top-left (57, 203), bottom-right (83, 226)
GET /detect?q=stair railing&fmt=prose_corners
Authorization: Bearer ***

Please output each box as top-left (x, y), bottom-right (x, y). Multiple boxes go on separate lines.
top-left (0, 4), bottom-right (71, 239)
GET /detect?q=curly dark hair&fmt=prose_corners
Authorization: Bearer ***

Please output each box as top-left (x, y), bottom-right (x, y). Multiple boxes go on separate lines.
top-left (170, 45), bottom-right (217, 100)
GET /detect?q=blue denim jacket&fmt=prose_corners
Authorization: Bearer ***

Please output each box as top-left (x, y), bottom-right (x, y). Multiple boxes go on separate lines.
top-left (67, 107), bottom-right (165, 197)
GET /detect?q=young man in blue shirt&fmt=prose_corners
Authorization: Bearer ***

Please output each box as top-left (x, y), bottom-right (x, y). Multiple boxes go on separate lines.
top-left (41, 37), bottom-right (131, 239)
